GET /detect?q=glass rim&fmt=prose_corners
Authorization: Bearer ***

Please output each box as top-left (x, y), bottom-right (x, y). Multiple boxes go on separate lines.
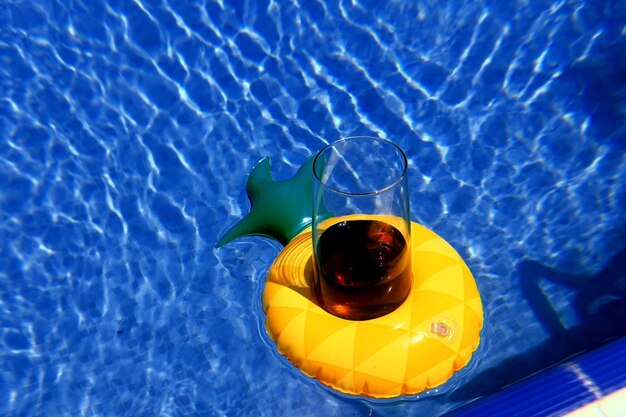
top-left (313, 136), bottom-right (409, 197)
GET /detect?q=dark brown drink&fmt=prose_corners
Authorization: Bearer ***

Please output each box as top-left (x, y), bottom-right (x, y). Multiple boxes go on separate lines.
top-left (313, 219), bottom-right (412, 320)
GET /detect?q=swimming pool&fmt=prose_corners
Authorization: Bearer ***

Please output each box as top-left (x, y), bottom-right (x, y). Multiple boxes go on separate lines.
top-left (1, 0), bottom-right (625, 416)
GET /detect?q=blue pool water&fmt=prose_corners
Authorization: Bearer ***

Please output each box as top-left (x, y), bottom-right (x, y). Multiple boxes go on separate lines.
top-left (1, 0), bottom-right (625, 416)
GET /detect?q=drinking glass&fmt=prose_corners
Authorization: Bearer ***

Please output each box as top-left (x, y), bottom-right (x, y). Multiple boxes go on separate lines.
top-left (312, 136), bottom-right (412, 320)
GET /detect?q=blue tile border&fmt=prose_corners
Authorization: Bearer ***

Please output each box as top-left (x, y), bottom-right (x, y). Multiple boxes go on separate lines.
top-left (445, 337), bottom-right (626, 417)
top-left (574, 336), bottom-right (626, 396)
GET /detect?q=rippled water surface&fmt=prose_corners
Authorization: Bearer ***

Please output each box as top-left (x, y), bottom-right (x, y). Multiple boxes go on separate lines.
top-left (1, 0), bottom-right (625, 416)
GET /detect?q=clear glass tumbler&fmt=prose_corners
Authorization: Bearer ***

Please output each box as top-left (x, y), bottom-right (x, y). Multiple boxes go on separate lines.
top-left (312, 136), bottom-right (412, 320)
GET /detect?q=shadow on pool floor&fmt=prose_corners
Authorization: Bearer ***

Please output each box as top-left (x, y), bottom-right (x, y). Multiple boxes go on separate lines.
top-left (450, 246), bottom-right (626, 402)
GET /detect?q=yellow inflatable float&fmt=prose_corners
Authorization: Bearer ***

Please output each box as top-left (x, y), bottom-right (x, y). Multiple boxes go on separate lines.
top-left (218, 155), bottom-right (483, 399)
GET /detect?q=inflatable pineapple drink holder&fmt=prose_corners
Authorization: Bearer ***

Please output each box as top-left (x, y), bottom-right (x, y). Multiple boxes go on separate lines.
top-left (218, 154), bottom-right (483, 399)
